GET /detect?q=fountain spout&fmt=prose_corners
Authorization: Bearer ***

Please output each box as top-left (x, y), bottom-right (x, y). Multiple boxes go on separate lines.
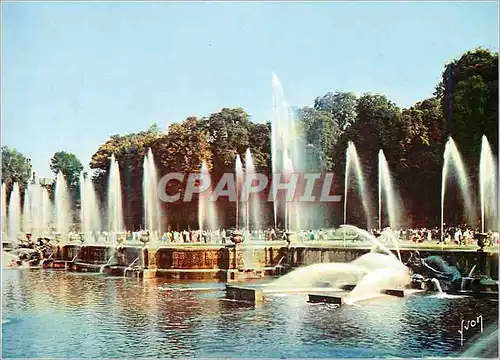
top-left (126, 257), bottom-right (140, 271)
top-left (431, 278), bottom-right (444, 293)
top-left (71, 250), bottom-right (80, 263)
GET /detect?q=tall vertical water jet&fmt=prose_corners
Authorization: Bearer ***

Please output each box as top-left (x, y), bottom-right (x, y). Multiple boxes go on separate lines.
top-left (80, 172), bottom-right (102, 237)
top-left (198, 162), bottom-right (218, 233)
top-left (107, 154), bottom-right (124, 235)
top-left (1, 183), bottom-right (6, 236)
top-left (235, 155), bottom-right (244, 230)
top-left (282, 150), bottom-right (296, 231)
top-left (344, 142), bottom-right (373, 229)
top-left (441, 137), bottom-right (476, 240)
top-left (41, 187), bottom-right (52, 235)
top-left (7, 183), bottom-right (21, 242)
top-left (479, 135), bottom-right (498, 232)
top-left (55, 172), bottom-right (72, 236)
top-left (29, 185), bottom-right (39, 236)
top-left (378, 150), bottom-right (401, 230)
top-left (245, 149), bottom-right (263, 233)
top-left (22, 187), bottom-right (32, 234)
top-left (272, 73), bottom-right (305, 231)
top-left (143, 149), bottom-right (163, 237)
top-left (27, 184), bottom-right (45, 237)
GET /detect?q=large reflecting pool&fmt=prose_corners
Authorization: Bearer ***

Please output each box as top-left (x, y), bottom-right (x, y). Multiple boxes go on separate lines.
top-left (2, 270), bottom-right (498, 358)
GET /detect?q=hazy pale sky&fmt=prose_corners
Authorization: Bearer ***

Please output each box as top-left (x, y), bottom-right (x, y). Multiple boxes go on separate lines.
top-left (2, 1), bottom-right (498, 178)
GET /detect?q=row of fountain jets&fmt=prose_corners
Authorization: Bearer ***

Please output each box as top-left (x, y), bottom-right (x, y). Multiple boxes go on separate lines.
top-left (346, 135), bottom-right (498, 234)
top-left (2, 135), bottom-right (497, 243)
top-left (1, 74), bottom-right (498, 243)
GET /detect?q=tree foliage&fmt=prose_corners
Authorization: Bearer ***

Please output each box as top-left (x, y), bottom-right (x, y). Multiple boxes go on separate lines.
top-left (1, 146), bottom-right (32, 197)
top-left (50, 151), bottom-right (84, 188)
top-left (440, 48), bottom-right (498, 164)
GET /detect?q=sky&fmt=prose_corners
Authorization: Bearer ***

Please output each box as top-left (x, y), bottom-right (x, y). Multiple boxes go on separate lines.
top-left (2, 1), bottom-right (499, 179)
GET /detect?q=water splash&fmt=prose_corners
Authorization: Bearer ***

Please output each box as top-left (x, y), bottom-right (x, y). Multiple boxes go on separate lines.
top-left (479, 135), bottom-right (498, 232)
top-left (431, 278), bottom-right (444, 293)
top-left (266, 251), bottom-right (408, 305)
top-left (341, 225), bottom-right (398, 260)
top-left (441, 138), bottom-right (476, 239)
top-left (107, 154), bottom-right (124, 234)
top-left (55, 173), bottom-right (71, 235)
top-left (344, 142), bottom-right (373, 229)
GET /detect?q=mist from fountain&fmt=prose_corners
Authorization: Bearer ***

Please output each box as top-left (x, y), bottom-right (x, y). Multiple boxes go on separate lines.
top-left (271, 73), bottom-right (305, 231)
top-left (55, 172), bottom-right (71, 236)
top-left (80, 172), bottom-right (102, 240)
top-left (479, 135), bottom-right (498, 232)
top-left (7, 183), bottom-right (21, 243)
top-left (198, 162), bottom-right (218, 233)
top-left (143, 148), bottom-right (163, 238)
top-left (235, 155), bottom-right (244, 230)
top-left (344, 142), bottom-right (373, 229)
top-left (441, 137), bottom-right (476, 239)
top-left (108, 154), bottom-right (124, 236)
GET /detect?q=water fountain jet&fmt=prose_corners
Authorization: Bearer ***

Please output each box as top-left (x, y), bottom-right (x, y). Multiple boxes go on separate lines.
top-left (7, 183), bottom-right (21, 243)
top-left (108, 154), bottom-right (124, 242)
top-left (143, 149), bottom-right (163, 240)
top-left (479, 135), bottom-right (498, 232)
top-left (344, 142), bottom-right (373, 230)
top-left (55, 172), bottom-right (72, 237)
top-left (441, 137), bottom-right (476, 241)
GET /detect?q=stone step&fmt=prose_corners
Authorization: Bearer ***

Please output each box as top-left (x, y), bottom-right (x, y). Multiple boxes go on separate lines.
top-left (381, 289), bottom-right (405, 297)
top-left (226, 285), bottom-right (264, 303)
top-left (308, 294), bottom-right (345, 305)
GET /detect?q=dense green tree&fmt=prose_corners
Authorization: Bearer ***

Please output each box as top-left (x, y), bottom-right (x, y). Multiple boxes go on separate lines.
top-left (439, 48), bottom-right (498, 163)
top-left (398, 98), bottom-right (445, 226)
top-left (297, 106), bottom-right (341, 171)
top-left (50, 151), bottom-right (84, 190)
top-left (1, 146), bottom-right (32, 198)
top-left (198, 108), bottom-right (252, 176)
top-left (314, 92), bottom-right (358, 130)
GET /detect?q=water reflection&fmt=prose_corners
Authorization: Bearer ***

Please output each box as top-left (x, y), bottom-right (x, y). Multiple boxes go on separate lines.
top-left (2, 270), bottom-right (498, 358)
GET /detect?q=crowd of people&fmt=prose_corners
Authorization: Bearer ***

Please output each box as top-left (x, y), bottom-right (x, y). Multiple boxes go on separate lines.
top-left (6, 225), bottom-right (499, 247)
top-left (369, 226), bottom-right (500, 247)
